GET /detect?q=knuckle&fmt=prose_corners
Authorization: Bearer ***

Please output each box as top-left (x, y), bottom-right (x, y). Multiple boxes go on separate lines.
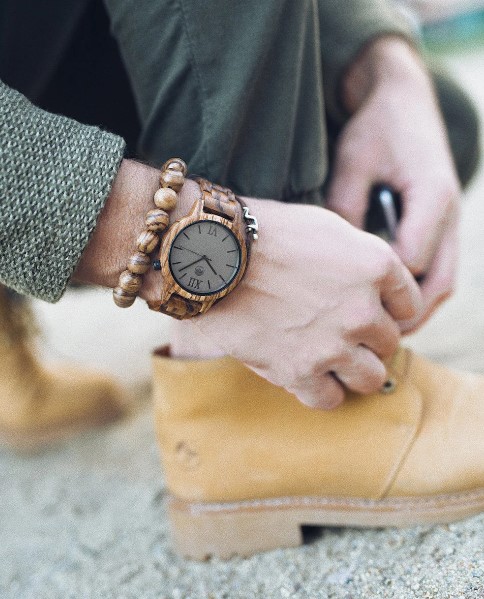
top-left (370, 244), bottom-right (397, 281)
top-left (361, 324), bottom-right (399, 358)
top-left (350, 308), bottom-right (381, 337)
top-left (327, 344), bottom-right (353, 369)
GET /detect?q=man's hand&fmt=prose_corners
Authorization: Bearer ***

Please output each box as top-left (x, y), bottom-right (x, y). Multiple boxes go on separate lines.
top-left (195, 197), bottom-right (422, 409)
top-left (76, 159), bottom-right (422, 410)
top-left (326, 37), bottom-right (461, 332)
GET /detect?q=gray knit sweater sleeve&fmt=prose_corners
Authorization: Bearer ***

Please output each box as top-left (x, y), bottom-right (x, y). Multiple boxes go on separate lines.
top-left (0, 80), bottom-right (125, 302)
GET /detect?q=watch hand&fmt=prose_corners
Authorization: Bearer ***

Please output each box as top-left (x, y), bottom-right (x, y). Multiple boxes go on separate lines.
top-left (204, 256), bottom-right (218, 276)
top-left (174, 245), bottom-right (212, 261)
top-left (178, 257), bottom-right (205, 272)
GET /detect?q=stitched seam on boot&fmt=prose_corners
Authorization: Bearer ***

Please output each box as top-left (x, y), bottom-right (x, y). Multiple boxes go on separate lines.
top-left (172, 487), bottom-right (484, 515)
top-left (378, 350), bottom-right (423, 499)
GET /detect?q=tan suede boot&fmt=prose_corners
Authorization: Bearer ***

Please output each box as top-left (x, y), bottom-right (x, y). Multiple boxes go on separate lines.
top-left (152, 346), bottom-right (484, 559)
top-left (0, 286), bottom-right (124, 450)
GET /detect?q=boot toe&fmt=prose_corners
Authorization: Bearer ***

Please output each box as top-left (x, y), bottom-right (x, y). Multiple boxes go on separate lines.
top-left (388, 358), bottom-right (484, 497)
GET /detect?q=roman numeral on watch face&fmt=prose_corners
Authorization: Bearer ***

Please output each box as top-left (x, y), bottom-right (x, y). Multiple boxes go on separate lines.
top-left (188, 277), bottom-right (201, 290)
top-left (168, 221), bottom-right (241, 295)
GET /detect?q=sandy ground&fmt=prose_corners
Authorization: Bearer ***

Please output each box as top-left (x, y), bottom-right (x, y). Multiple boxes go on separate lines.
top-left (1, 50), bottom-right (484, 599)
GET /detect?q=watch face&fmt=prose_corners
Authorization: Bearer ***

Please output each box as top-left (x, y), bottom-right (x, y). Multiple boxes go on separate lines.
top-left (168, 221), bottom-right (241, 295)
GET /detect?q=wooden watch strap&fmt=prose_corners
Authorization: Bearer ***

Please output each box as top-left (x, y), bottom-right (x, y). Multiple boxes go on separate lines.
top-left (154, 294), bottom-right (204, 319)
top-left (197, 178), bottom-right (239, 221)
top-left (150, 178), bottom-right (243, 320)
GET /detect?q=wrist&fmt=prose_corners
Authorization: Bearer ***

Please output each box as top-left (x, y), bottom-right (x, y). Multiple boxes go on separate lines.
top-left (74, 159), bottom-right (159, 289)
top-left (343, 36), bottom-right (428, 113)
top-left (73, 159), bottom-right (200, 305)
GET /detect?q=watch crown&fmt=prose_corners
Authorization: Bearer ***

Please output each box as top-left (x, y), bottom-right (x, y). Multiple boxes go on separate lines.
top-left (153, 260), bottom-right (162, 271)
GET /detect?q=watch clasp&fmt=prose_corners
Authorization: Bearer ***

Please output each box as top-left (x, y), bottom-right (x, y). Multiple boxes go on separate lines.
top-left (242, 206), bottom-right (259, 241)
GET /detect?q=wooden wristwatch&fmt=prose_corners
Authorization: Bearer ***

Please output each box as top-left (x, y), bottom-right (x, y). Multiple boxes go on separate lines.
top-left (147, 178), bottom-right (258, 320)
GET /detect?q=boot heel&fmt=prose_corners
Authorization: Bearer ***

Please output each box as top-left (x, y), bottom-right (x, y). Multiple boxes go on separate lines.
top-left (168, 496), bottom-right (303, 560)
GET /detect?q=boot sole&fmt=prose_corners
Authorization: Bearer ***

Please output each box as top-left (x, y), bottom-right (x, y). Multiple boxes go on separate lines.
top-left (168, 488), bottom-right (484, 559)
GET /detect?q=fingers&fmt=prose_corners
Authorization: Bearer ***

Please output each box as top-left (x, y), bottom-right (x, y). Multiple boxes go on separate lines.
top-left (379, 248), bottom-right (423, 321)
top-left (293, 345), bottom-right (390, 409)
top-left (393, 182), bottom-right (460, 277)
top-left (291, 371), bottom-right (346, 411)
top-left (399, 216), bottom-right (459, 334)
top-left (336, 346), bottom-right (388, 395)
top-left (352, 309), bottom-right (400, 360)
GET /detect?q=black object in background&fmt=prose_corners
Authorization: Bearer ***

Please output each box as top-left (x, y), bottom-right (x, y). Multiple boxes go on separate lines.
top-left (365, 184), bottom-right (402, 242)
top-left (0, 0), bottom-right (141, 156)
top-left (366, 185), bottom-right (425, 283)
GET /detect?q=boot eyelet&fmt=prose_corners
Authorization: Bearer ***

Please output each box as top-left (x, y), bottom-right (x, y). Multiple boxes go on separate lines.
top-left (381, 378), bottom-right (397, 394)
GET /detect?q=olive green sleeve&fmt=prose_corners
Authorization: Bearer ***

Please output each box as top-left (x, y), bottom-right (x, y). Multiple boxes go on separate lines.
top-left (318, 0), bottom-right (418, 123)
top-left (0, 80), bottom-right (126, 302)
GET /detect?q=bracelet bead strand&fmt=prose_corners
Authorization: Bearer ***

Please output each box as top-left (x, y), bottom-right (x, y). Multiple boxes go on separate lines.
top-left (113, 158), bottom-right (187, 308)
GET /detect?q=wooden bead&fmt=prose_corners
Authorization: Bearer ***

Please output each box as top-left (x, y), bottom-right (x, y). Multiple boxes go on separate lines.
top-left (163, 158), bottom-right (187, 176)
top-left (118, 270), bottom-right (142, 294)
top-left (113, 287), bottom-right (136, 308)
top-left (160, 169), bottom-right (184, 192)
top-left (146, 209), bottom-right (170, 232)
top-left (137, 230), bottom-right (159, 254)
top-left (154, 187), bottom-right (177, 212)
top-left (127, 252), bottom-right (151, 274)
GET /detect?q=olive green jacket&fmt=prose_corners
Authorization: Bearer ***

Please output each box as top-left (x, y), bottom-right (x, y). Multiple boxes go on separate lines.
top-left (0, 0), bottom-right (413, 301)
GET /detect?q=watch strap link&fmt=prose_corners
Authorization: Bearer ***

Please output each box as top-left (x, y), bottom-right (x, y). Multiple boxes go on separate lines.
top-left (196, 177), bottom-right (239, 222)
top-left (153, 294), bottom-right (205, 319)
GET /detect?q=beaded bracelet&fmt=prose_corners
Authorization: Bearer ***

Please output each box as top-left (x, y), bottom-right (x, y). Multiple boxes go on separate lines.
top-left (112, 157), bottom-right (187, 308)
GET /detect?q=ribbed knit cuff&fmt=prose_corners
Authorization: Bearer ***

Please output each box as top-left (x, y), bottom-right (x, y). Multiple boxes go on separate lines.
top-left (318, 0), bottom-right (420, 124)
top-left (0, 81), bottom-right (126, 302)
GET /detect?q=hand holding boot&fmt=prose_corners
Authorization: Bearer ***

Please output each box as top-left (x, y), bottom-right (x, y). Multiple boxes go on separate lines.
top-left (75, 160), bottom-right (422, 409)
top-left (193, 195), bottom-right (423, 409)
top-left (327, 37), bottom-right (461, 333)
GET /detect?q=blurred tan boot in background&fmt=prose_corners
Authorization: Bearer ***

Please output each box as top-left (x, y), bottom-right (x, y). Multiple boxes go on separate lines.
top-left (0, 286), bottom-right (124, 451)
top-left (153, 346), bottom-right (484, 559)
